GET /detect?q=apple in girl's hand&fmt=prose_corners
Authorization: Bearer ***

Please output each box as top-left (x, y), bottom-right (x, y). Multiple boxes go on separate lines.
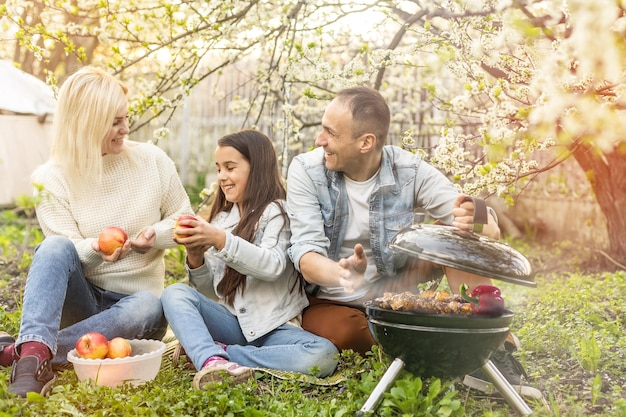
top-left (75, 332), bottom-right (109, 359)
top-left (98, 226), bottom-right (128, 255)
top-left (174, 215), bottom-right (195, 239)
top-left (106, 337), bottom-right (132, 359)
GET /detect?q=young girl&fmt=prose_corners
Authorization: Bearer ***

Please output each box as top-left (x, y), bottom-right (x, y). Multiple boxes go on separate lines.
top-left (162, 130), bottom-right (338, 389)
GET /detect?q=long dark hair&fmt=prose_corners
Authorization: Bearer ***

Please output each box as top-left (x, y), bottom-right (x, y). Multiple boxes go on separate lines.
top-left (208, 129), bottom-right (292, 304)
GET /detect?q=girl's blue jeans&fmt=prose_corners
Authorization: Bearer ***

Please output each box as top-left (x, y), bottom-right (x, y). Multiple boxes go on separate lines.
top-left (162, 283), bottom-right (338, 377)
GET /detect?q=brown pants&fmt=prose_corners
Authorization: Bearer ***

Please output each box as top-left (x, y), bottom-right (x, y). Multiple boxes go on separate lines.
top-left (302, 258), bottom-right (443, 355)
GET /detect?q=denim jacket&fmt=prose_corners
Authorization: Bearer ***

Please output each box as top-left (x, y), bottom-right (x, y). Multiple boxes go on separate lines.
top-left (187, 201), bottom-right (307, 342)
top-left (287, 146), bottom-right (460, 296)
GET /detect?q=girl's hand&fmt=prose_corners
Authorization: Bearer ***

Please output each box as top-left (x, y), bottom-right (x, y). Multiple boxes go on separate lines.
top-left (176, 217), bottom-right (226, 251)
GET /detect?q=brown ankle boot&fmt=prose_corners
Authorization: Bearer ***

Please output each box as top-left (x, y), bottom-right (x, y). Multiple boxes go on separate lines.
top-left (9, 356), bottom-right (57, 397)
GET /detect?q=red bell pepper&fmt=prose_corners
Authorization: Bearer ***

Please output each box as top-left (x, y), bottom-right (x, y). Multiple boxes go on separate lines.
top-left (460, 284), bottom-right (505, 316)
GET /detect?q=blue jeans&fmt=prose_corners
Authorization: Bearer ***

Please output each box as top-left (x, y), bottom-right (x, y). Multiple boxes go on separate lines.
top-left (162, 283), bottom-right (338, 377)
top-left (16, 236), bottom-right (167, 367)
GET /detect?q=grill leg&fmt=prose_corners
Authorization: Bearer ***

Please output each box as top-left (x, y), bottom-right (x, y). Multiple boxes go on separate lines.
top-left (481, 359), bottom-right (533, 416)
top-left (357, 357), bottom-right (405, 416)
top-left (359, 358), bottom-right (533, 416)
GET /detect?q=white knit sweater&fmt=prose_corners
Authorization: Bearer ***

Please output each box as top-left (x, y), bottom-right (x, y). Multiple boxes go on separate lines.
top-left (32, 141), bottom-right (193, 296)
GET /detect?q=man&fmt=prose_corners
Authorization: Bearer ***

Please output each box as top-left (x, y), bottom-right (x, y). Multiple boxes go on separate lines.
top-left (286, 86), bottom-right (541, 399)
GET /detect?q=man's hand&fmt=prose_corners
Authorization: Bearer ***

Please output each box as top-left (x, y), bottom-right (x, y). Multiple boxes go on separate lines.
top-left (450, 193), bottom-right (500, 239)
top-left (337, 244), bottom-right (367, 294)
top-left (450, 194), bottom-right (475, 232)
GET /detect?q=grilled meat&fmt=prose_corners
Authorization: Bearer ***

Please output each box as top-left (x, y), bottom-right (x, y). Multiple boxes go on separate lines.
top-left (372, 290), bottom-right (475, 316)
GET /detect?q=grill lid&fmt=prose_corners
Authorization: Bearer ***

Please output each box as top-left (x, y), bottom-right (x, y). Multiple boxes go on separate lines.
top-left (388, 223), bottom-right (536, 287)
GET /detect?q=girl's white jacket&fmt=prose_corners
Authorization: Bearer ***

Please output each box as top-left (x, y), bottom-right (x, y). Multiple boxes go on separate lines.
top-left (186, 201), bottom-right (307, 342)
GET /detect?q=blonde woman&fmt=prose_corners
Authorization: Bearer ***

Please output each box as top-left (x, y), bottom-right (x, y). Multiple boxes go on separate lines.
top-left (0, 66), bottom-right (193, 397)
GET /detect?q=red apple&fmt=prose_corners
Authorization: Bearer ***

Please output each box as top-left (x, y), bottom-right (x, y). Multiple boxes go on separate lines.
top-left (106, 337), bottom-right (132, 359)
top-left (174, 215), bottom-right (195, 239)
top-left (75, 332), bottom-right (109, 359)
top-left (98, 226), bottom-right (128, 255)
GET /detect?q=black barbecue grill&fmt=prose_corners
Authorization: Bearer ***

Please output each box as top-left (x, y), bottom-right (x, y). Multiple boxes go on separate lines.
top-left (358, 200), bottom-right (538, 416)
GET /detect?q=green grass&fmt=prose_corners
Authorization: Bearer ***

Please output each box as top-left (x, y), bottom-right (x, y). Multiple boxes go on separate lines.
top-left (1, 210), bottom-right (625, 416)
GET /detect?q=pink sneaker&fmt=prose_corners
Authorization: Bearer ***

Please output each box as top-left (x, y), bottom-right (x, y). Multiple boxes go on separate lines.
top-left (192, 356), bottom-right (254, 389)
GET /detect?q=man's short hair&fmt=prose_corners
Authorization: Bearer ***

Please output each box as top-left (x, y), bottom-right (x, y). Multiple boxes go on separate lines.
top-left (336, 86), bottom-right (390, 149)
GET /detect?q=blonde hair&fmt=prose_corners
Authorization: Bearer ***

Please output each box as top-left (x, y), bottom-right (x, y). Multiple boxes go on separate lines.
top-left (50, 66), bottom-right (129, 185)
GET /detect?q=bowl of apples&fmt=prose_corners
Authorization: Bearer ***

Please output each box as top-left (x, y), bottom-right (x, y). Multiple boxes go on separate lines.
top-left (67, 332), bottom-right (166, 387)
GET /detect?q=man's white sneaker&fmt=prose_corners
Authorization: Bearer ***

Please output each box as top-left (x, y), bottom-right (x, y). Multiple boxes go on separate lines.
top-left (463, 349), bottom-right (543, 400)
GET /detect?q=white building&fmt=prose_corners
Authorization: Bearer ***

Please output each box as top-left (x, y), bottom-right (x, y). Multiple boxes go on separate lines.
top-left (0, 60), bottom-right (55, 206)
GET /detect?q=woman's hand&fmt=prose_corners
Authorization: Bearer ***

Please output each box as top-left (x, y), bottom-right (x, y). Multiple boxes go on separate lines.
top-left (92, 238), bottom-right (132, 261)
top-left (131, 226), bottom-right (157, 254)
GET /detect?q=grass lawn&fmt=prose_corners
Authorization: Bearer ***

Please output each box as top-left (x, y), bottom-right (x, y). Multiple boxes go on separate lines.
top-left (0, 209), bottom-right (624, 416)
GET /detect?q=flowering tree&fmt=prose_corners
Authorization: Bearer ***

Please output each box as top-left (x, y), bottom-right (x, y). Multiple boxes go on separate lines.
top-left (1, 0), bottom-right (624, 265)
top-left (411, 0), bottom-right (626, 266)
top-left (231, 0), bottom-right (626, 266)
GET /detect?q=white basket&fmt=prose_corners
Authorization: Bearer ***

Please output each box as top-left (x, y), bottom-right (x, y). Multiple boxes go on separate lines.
top-left (67, 339), bottom-right (166, 387)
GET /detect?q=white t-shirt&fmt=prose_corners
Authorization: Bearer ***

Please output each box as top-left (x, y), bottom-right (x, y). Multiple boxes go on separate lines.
top-left (317, 171), bottom-right (382, 301)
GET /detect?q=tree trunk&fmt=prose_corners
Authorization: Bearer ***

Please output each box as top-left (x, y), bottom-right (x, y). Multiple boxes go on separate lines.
top-left (571, 142), bottom-right (626, 266)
